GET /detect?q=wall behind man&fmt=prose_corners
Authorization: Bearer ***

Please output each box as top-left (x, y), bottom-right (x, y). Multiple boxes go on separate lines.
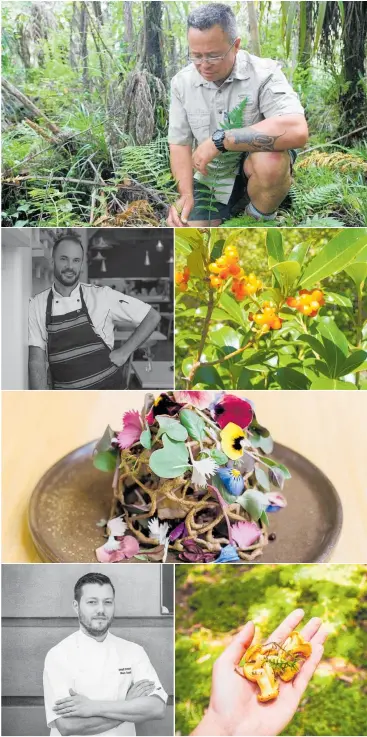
top-left (2, 564), bottom-right (174, 737)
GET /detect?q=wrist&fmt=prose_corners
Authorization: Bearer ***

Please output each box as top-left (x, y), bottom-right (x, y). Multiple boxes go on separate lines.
top-left (193, 707), bottom-right (230, 736)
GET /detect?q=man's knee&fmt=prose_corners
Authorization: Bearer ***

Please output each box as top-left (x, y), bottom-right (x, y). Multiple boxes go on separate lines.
top-left (244, 152), bottom-right (292, 190)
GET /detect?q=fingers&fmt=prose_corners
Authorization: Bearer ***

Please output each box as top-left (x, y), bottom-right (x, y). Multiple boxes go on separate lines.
top-left (53, 705), bottom-right (76, 715)
top-left (218, 621), bottom-right (255, 666)
top-left (299, 617), bottom-right (322, 642)
top-left (54, 697), bottom-right (73, 706)
top-left (266, 609), bottom-right (305, 645)
top-left (181, 201), bottom-right (193, 225)
top-left (292, 643), bottom-right (324, 697)
top-left (168, 206), bottom-right (184, 228)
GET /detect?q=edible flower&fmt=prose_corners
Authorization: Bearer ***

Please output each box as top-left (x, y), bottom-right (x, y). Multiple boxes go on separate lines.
top-left (216, 466), bottom-right (245, 496)
top-left (216, 544), bottom-right (240, 563)
top-left (212, 394), bottom-right (253, 430)
top-left (145, 393), bottom-right (183, 425)
top-left (178, 539), bottom-right (217, 563)
top-left (173, 391), bottom-right (213, 409)
top-left (96, 535), bottom-right (139, 563)
top-left (220, 422), bottom-right (248, 460)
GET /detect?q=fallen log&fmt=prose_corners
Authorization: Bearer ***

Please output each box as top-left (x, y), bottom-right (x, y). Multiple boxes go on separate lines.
top-left (1, 77), bottom-right (61, 135)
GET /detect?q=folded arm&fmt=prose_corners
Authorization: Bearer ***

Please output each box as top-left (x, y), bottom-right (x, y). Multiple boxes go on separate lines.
top-left (223, 114), bottom-right (309, 152)
top-left (96, 695), bottom-right (166, 723)
top-left (54, 715), bottom-right (122, 736)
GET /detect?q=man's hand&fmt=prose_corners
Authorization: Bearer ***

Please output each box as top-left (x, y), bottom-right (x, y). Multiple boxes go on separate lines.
top-left (109, 349), bottom-right (130, 367)
top-left (167, 194), bottom-right (194, 227)
top-left (126, 680), bottom-right (156, 700)
top-left (53, 689), bottom-right (96, 719)
top-left (192, 609), bottom-right (328, 737)
top-left (192, 138), bottom-right (220, 175)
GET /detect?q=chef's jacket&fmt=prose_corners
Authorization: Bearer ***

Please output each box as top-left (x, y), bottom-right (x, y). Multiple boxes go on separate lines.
top-left (29, 283), bottom-right (151, 352)
top-left (43, 630), bottom-right (168, 736)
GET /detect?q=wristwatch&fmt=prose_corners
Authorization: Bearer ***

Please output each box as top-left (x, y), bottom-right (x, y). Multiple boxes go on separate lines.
top-left (212, 129), bottom-right (228, 153)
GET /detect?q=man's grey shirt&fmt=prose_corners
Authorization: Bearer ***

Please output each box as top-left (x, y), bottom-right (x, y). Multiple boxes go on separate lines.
top-left (168, 49), bottom-right (305, 203)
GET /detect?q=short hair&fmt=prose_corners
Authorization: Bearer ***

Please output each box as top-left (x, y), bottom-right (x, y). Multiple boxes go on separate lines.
top-left (187, 3), bottom-right (238, 43)
top-left (74, 573), bottom-right (115, 603)
top-left (52, 230), bottom-right (84, 258)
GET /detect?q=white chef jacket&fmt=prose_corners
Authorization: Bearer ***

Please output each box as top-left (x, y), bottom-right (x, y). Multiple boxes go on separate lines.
top-left (43, 630), bottom-right (168, 737)
top-left (29, 283), bottom-right (151, 352)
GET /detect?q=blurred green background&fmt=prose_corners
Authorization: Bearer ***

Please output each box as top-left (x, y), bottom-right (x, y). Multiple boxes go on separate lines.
top-left (175, 564), bottom-right (367, 736)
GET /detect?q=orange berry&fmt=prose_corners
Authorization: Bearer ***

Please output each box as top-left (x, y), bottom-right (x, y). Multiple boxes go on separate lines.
top-left (179, 283), bottom-right (188, 292)
top-left (302, 305), bottom-right (313, 315)
top-left (216, 257), bottom-right (227, 268)
top-left (271, 317), bottom-right (282, 330)
top-left (228, 263), bottom-right (242, 276)
top-left (301, 293), bottom-right (313, 305)
top-left (183, 267), bottom-right (190, 279)
top-left (175, 272), bottom-right (184, 285)
top-left (310, 301), bottom-right (320, 310)
top-left (299, 289), bottom-right (311, 295)
top-left (246, 284), bottom-right (257, 295)
top-left (224, 246), bottom-right (238, 256)
top-left (312, 290), bottom-right (323, 301)
top-left (287, 297), bottom-right (297, 308)
top-left (309, 310), bottom-right (318, 318)
top-left (209, 263), bottom-right (221, 274)
top-left (210, 276), bottom-right (222, 288)
top-left (254, 313), bottom-right (265, 325)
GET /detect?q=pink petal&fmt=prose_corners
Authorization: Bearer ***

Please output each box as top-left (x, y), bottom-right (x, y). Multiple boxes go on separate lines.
top-left (266, 492), bottom-right (287, 508)
top-left (231, 521), bottom-right (261, 548)
top-left (107, 517), bottom-right (126, 536)
top-left (117, 410), bottom-right (143, 449)
top-left (173, 391), bottom-right (213, 409)
top-left (213, 395), bottom-right (253, 429)
top-left (95, 535), bottom-right (139, 563)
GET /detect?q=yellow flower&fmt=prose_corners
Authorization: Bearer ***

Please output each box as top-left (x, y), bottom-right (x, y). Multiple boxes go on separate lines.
top-left (220, 422), bottom-right (246, 460)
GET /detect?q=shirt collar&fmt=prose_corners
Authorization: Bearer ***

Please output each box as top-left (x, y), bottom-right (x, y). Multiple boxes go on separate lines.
top-left (77, 628), bottom-right (111, 647)
top-left (192, 50), bottom-right (250, 87)
top-left (52, 281), bottom-right (81, 298)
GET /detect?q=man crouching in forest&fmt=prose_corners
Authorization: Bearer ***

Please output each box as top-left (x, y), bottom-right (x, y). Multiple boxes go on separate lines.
top-left (167, 3), bottom-right (308, 226)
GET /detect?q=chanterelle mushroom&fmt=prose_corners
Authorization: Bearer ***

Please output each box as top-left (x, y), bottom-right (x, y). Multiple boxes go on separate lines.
top-left (237, 630), bottom-right (312, 700)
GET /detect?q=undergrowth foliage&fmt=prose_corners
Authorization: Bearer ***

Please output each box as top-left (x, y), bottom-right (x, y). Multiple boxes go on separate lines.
top-left (175, 228), bottom-right (367, 390)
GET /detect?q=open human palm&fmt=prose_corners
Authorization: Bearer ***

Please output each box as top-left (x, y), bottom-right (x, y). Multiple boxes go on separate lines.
top-left (193, 609), bottom-right (328, 737)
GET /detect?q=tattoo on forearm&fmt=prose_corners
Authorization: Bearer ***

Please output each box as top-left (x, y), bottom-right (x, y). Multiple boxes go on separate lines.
top-left (225, 127), bottom-right (286, 151)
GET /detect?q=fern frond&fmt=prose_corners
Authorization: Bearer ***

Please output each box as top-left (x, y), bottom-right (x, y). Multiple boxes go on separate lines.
top-left (297, 150), bottom-right (367, 174)
top-left (298, 215), bottom-right (345, 226)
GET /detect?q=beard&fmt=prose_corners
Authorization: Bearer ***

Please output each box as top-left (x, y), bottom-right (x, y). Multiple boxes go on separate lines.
top-left (54, 265), bottom-right (80, 287)
top-left (78, 609), bottom-right (113, 638)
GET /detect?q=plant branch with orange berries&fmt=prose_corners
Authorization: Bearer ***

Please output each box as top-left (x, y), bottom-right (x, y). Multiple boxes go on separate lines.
top-left (175, 228), bottom-right (367, 390)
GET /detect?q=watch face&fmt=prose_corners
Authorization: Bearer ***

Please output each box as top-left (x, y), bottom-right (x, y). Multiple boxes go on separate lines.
top-left (213, 131), bottom-right (224, 144)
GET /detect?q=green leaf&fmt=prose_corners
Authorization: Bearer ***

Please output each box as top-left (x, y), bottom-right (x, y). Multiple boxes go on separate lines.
top-left (255, 467), bottom-right (270, 491)
top-left (288, 242), bottom-right (310, 266)
top-left (313, 1), bottom-right (327, 53)
top-left (149, 434), bottom-right (190, 478)
top-left (93, 450), bottom-right (117, 472)
top-left (179, 409), bottom-right (206, 441)
top-left (94, 425), bottom-right (115, 454)
top-left (181, 357), bottom-right (195, 377)
top-left (345, 263), bottom-right (367, 291)
top-left (260, 509), bottom-right (270, 527)
top-left (261, 457), bottom-right (292, 479)
top-left (299, 229), bottom-right (367, 289)
top-left (175, 229), bottom-right (203, 255)
top-left (210, 449), bottom-right (228, 466)
top-left (259, 435), bottom-right (274, 454)
top-left (237, 489), bottom-right (268, 521)
top-left (187, 249), bottom-right (205, 277)
top-left (324, 292), bottom-right (353, 309)
top-left (266, 229), bottom-right (284, 264)
top-left (210, 326), bottom-right (240, 350)
top-left (310, 378), bottom-right (357, 390)
top-left (191, 364), bottom-right (224, 389)
top-left (297, 335), bottom-right (328, 361)
top-left (317, 317), bottom-right (349, 378)
top-left (210, 238), bottom-right (225, 261)
top-left (140, 428), bottom-right (152, 449)
top-left (275, 367), bottom-right (310, 389)
top-left (223, 229), bottom-right (247, 249)
top-left (340, 350), bottom-right (367, 375)
top-left (156, 416), bottom-right (188, 441)
top-left (237, 367), bottom-right (253, 388)
top-left (271, 261), bottom-right (301, 293)
top-left (219, 291), bottom-right (247, 326)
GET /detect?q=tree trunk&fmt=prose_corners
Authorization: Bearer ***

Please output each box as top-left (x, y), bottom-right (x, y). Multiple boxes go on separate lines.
top-left (123, 2), bottom-right (133, 53)
top-left (247, 1), bottom-right (261, 57)
top-left (79, 2), bottom-right (89, 89)
top-left (140, 2), bottom-right (166, 84)
top-left (339, 1), bottom-right (367, 134)
top-left (299, 1), bottom-right (313, 68)
top-left (165, 4), bottom-right (178, 78)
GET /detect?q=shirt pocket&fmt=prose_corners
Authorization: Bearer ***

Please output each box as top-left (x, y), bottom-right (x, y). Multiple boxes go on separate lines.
top-left (187, 111), bottom-right (211, 141)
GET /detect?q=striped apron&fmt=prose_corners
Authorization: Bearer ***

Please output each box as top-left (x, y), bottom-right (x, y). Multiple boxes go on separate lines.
top-left (46, 286), bottom-right (122, 390)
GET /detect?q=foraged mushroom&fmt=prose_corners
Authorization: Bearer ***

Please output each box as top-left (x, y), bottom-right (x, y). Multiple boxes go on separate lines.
top-left (238, 629), bottom-right (312, 699)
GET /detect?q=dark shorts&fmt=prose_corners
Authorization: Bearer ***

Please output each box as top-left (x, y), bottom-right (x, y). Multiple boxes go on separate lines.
top-left (189, 149), bottom-right (297, 222)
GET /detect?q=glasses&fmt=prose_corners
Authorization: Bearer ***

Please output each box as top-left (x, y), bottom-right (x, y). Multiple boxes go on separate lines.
top-left (188, 41), bottom-right (236, 65)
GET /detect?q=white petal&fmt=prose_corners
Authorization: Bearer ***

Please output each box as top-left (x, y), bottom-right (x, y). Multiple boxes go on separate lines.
top-left (107, 517), bottom-right (127, 536)
top-left (104, 534), bottom-right (121, 551)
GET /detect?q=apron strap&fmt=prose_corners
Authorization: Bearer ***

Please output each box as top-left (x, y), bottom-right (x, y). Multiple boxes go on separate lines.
top-left (79, 285), bottom-right (94, 326)
top-left (45, 288), bottom-right (53, 329)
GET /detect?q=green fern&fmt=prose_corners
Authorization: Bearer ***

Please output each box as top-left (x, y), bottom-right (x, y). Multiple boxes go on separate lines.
top-left (115, 138), bottom-right (176, 199)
